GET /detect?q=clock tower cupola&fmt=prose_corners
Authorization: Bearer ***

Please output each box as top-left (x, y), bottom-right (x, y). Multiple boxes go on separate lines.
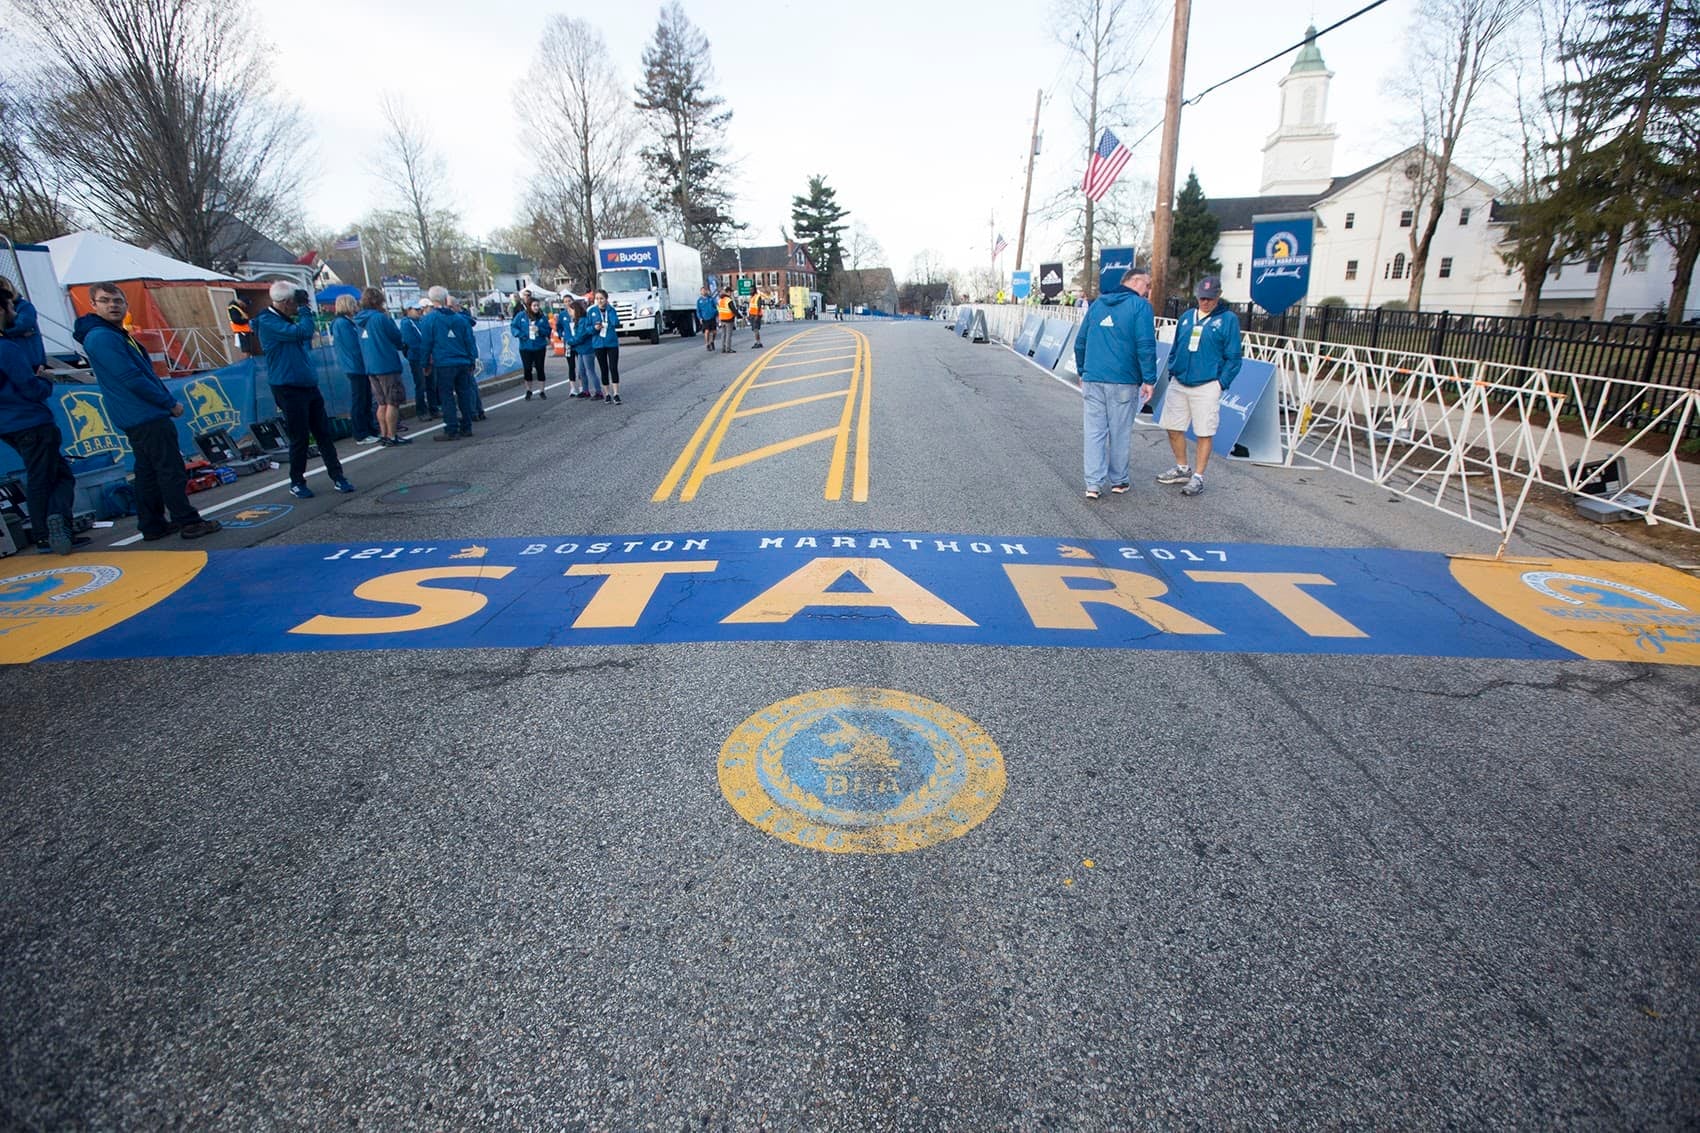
top-left (1259, 26), bottom-right (1338, 195)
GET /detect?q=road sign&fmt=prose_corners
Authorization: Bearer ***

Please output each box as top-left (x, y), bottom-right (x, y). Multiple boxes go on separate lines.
top-left (737, 278), bottom-right (753, 297)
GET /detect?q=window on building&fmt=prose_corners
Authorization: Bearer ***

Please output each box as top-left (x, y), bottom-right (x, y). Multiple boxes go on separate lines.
top-left (1458, 207), bottom-right (1472, 226)
top-left (1439, 257), bottom-right (1453, 278)
top-left (1235, 263), bottom-right (1243, 279)
top-left (1345, 260), bottom-right (1358, 281)
top-left (1391, 253), bottom-right (1406, 280)
top-left (1399, 209), bottom-right (1414, 228)
top-left (1344, 211), bottom-right (1355, 230)
top-left (1586, 257), bottom-right (1601, 274)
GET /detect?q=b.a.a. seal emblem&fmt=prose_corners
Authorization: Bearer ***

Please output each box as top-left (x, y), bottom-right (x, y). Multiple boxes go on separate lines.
top-left (719, 688), bottom-right (1005, 854)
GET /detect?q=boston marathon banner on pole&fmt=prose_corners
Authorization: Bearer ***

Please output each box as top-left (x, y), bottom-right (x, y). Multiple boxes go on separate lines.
top-left (3, 530), bottom-right (1697, 667)
top-left (1011, 271), bottom-right (1032, 301)
top-left (1249, 212), bottom-right (1314, 315)
top-left (1099, 246), bottom-right (1135, 296)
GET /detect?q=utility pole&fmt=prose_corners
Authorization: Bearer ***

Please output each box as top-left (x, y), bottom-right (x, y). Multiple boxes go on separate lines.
top-left (1148, 0), bottom-right (1192, 316)
top-left (1014, 87), bottom-right (1043, 272)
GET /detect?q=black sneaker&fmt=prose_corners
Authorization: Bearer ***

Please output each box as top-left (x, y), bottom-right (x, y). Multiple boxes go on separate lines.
top-left (45, 514), bottom-right (72, 556)
top-left (539, 390), bottom-right (547, 399)
top-left (612, 395), bottom-right (623, 405)
top-left (525, 391), bottom-right (533, 400)
top-left (142, 522), bottom-right (184, 542)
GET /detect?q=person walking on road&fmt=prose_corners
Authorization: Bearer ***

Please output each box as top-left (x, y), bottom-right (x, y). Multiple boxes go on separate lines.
top-left (355, 288), bottom-right (412, 447)
top-left (590, 290), bottom-right (622, 405)
top-left (422, 286), bottom-right (478, 440)
top-left (330, 294), bottom-right (378, 445)
top-left (75, 282), bottom-right (221, 541)
top-left (513, 298), bottom-right (550, 400)
top-left (0, 284), bottom-right (80, 554)
top-left (716, 288), bottom-right (737, 354)
top-left (400, 301), bottom-right (437, 420)
top-left (567, 300), bottom-right (601, 399)
top-left (1157, 276), bottom-right (1242, 497)
top-left (255, 282), bottom-right (355, 499)
top-left (1072, 266), bottom-right (1156, 500)
top-left (696, 286), bottom-right (717, 352)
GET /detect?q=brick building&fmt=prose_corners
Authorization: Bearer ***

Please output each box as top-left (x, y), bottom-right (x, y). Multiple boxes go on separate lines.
top-left (706, 240), bottom-right (818, 297)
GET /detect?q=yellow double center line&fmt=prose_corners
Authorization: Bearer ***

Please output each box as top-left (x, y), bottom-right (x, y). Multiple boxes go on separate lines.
top-left (653, 327), bottom-right (873, 503)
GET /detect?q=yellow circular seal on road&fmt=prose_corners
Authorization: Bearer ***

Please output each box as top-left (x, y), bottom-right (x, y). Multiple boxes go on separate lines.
top-left (718, 687), bottom-right (1006, 854)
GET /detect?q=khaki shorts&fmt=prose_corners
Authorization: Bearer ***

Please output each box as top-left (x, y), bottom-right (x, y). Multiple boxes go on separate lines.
top-left (1158, 379), bottom-right (1221, 437)
top-left (368, 372), bottom-right (407, 407)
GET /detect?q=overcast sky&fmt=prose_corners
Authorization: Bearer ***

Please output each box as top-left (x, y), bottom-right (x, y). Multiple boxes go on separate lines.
top-left (258, 0), bottom-right (1421, 280)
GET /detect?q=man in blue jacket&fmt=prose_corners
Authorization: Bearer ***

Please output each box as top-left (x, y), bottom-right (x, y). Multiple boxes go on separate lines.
top-left (399, 301), bottom-right (437, 420)
top-left (421, 287), bottom-right (478, 439)
top-left (0, 285), bottom-right (79, 553)
top-left (255, 281), bottom-right (354, 499)
top-left (1, 291), bottom-right (48, 373)
top-left (696, 286), bottom-right (717, 352)
top-left (1072, 266), bottom-right (1157, 499)
top-left (1158, 276), bottom-right (1242, 497)
top-left (75, 283), bottom-right (221, 541)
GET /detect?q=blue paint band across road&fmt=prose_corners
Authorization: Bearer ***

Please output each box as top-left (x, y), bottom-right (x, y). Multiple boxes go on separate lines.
top-left (6, 531), bottom-right (1698, 666)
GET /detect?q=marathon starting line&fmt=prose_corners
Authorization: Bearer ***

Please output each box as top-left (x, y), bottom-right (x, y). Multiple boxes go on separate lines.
top-left (1, 531), bottom-right (1697, 666)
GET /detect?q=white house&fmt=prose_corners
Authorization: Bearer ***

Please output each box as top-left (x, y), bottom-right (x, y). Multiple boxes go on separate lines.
top-left (1207, 29), bottom-right (1699, 320)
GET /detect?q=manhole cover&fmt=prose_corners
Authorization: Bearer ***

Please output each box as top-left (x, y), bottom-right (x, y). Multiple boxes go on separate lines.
top-left (379, 481), bottom-right (471, 504)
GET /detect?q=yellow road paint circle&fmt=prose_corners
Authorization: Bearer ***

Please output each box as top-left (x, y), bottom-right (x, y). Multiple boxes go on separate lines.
top-left (718, 687), bottom-right (1005, 854)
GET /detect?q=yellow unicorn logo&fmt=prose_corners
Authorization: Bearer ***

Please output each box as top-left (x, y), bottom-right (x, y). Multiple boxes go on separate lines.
top-left (58, 392), bottom-right (129, 462)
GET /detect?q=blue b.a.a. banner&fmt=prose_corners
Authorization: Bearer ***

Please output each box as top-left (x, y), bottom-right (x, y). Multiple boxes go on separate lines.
top-left (1011, 271), bottom-right (1032, 301)
top-left (1250, 213), bottom-right (1313, 315)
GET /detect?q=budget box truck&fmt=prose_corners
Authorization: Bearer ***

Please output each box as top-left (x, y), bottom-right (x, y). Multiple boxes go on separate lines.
top-left (594, 237), bottom-right (705, 343)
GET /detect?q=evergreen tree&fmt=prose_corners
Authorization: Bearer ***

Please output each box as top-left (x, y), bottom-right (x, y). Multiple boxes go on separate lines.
top-left (1170, 171), bottom-right (1220, 294)
top-left (790, 175), bottom-right (849, 300)
top-left (633, 2), bottom-right (737, 249)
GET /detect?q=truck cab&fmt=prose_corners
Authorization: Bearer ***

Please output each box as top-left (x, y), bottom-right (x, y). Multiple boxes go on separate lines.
top-left (595, 237), bottom-right (705, 343)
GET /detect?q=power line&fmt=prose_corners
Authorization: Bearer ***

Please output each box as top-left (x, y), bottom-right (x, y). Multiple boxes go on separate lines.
top-left (1121, 0), bottom-right (1395, 152)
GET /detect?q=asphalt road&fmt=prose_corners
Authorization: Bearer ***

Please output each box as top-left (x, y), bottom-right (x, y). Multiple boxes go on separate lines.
top-left (2, 318), bottom-right (1696, 1129)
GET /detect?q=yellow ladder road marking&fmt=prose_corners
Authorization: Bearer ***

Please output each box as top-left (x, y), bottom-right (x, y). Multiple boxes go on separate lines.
top-left (655, 327), bottom-right (872, 504)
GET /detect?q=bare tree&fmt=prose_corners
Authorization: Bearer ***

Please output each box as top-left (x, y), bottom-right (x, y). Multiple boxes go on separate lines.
top-left (521, 18), bottom-right (646, 285)
top-left (1054, 0), bottom-right (1159, 297)
top-left (836, 223), bottom-right (887, 307)
top-left (633, 2), bottom-right (738, 249)
top-left (375, 94), bottom-right (452, 285)
top-left (0, 77), bottom-right (79, 242)
top-left (1395, 0), bottom-right (1525, 310)
top-left (8, 0), bottom-right (305, 269)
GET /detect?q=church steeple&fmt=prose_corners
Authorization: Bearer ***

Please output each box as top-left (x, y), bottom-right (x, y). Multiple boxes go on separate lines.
top-left (1259, 26), bottom-right (1338, 195)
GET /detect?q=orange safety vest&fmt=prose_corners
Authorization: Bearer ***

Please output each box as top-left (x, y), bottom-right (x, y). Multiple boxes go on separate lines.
top-left (748, 295), bottom-right (761, 316)
top-left (228, 301), bottom-right (251, 334)
top-left (717, 295), bottom-right (734, 321)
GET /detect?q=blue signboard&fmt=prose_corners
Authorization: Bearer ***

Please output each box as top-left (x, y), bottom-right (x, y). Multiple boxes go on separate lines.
top-left (1099, 246), bottom-right (1136, 295)
top-left (17, 529), bottom-right (1700, 668)
top-left (1032, 319), bottom-right (1076, 371)
top-left (600, 245), bottom-right (660, 270)
top-left (1012, 314), bottom-right (1046, 357)
top-left (1249, 213), bottom-right (1313, 315)
top-left (1011, 271), bottom-right (1032, 301)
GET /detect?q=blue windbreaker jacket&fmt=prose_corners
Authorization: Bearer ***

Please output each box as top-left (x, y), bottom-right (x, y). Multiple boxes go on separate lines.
top-left (73, 313), bottom-right (175, 429)
top-left (1073, 286), bottom-right (1157, 386)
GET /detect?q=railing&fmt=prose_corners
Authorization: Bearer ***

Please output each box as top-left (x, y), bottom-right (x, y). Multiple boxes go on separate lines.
top-left (129, 325), bottom-right (241, 376)
top-left (953, 303), bottom-right (1700, 546)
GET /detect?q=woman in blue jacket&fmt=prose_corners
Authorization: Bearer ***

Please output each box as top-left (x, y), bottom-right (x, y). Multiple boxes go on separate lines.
top-left (590, 290), bottom-right (621, 405)
top-left (329, 294), bottom-right (377, 443)
top-left (512, 297), bottom-right (551, 400)
top-left (568, 300), bottom-right (601, 399)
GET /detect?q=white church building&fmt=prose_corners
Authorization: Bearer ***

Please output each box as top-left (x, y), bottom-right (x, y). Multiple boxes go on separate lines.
top-left (1206, 30), bottom-right (1700, 320)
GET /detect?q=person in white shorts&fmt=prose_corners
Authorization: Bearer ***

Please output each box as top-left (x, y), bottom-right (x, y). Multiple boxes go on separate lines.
top-left (1157, 275), bottom-right (1242, 496)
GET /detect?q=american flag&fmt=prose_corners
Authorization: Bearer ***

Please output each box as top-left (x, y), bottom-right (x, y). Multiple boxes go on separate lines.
top-left (991, 233), bottom-right (1008, 260)
top-left (1081, 129), bottom-right (1132, 201)
top-left (332, 232), bottom-right (361, 251)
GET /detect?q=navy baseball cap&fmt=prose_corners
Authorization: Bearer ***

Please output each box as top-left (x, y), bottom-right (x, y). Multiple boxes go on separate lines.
top-left (1195, 276), bottom-right (1223, 299)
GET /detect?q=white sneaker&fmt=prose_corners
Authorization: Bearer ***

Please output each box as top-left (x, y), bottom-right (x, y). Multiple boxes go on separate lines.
top-left (1181, 473), bottom-right (1206, 496)
top-left (355, 435), bottom-right (380, 446)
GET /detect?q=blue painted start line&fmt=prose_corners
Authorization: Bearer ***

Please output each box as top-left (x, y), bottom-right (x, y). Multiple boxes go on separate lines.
top-left (5, 530), bottom-right (1698, 666)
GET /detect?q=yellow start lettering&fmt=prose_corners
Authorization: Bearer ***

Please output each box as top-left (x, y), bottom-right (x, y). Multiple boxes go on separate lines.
top-left (1184, 571), bottom-right (1368, 638)
top-left (565, 560), bottom-right (720, 628)
top-left (722, 557), bottom-right (976, 626)
top-left (290, 566), bottom-right (517, 635)
top-left (1003, 564), bottom-right (1221, 634)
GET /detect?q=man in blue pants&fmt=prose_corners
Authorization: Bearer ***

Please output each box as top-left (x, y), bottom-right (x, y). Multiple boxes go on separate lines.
top-left (422, 286), bottom-right (477, 440)
top-left (1072, 266), bottom-right (1156, 500)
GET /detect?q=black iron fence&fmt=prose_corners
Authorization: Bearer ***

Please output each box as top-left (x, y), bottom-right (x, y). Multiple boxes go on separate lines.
top-left (1160, 299), bottom-right (1700, 439)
